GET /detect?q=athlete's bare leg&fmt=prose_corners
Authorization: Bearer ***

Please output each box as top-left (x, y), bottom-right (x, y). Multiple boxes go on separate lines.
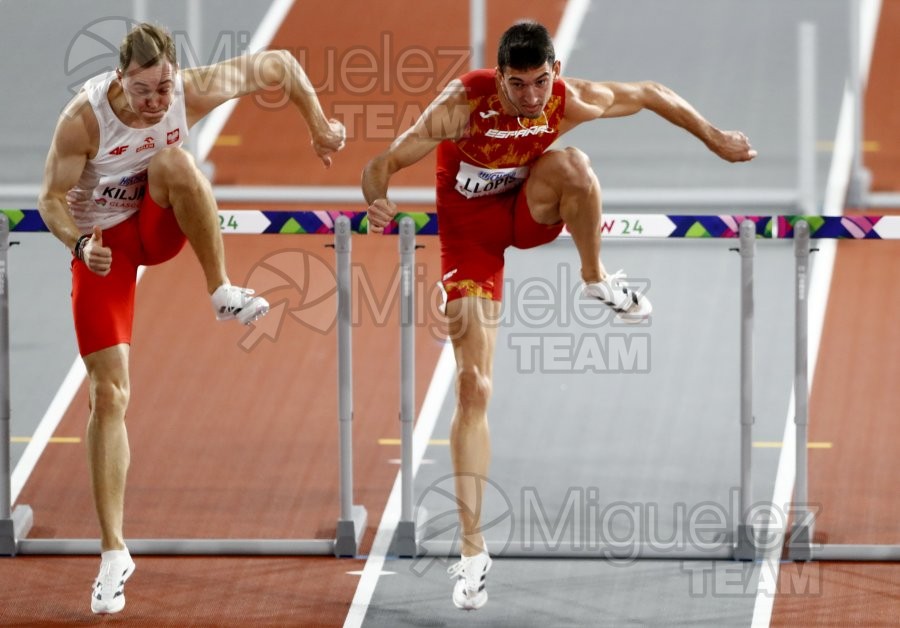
top-left (147, 146), bottom-right (228, 294)
top-left (83, 343), bottom-right (131, 552)
top-left (446, 296), bottom-right (500, 557)
top-left (525, 147), bottom-right (607, 283)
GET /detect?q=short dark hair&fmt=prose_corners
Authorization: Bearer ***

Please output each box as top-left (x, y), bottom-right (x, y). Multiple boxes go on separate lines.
top-left (119, 22), bottom-right (176, 71)
top-left (497, 20), bottom-right (555, 72)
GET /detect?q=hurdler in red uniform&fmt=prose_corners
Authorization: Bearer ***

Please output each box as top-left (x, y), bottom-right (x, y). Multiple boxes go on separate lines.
top-left (362, 20), bottom-right (756, 612)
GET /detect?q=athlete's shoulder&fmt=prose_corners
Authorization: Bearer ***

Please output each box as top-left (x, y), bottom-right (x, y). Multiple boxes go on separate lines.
top-left (60, 89), bottom-right (99, 134)
top-left (54, 88), bottom-right (100, 158)
top-left (553, 74), bottom-right (568, 94)
top-left (457, 68), bottom-right (497, 91)
top-left (68, 72), bottom-right (114, 124)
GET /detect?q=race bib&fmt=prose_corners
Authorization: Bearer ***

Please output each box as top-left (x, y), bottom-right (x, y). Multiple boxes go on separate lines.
top-left (454, 161), bottom-right (529, 199)
top-left (93, 171), bottom-right (148, 211)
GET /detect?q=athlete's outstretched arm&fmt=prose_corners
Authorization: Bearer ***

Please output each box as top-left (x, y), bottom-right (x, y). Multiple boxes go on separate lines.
top-left (562, 78), bottom-right (756, 163)
top-left (362, 80), bottom-right (469, 234)
top-left (183, 50), bottom-right (344, 166)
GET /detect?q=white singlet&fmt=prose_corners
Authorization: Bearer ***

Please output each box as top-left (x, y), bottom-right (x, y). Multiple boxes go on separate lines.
top-left (67, 71), bottom-right (189, 231)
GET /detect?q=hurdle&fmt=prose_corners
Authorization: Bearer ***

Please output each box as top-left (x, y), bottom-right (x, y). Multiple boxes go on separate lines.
top-left (0, 210), bottom-right (366, 556)
top-left (395, 214), bottom-right (771, 560)
top-left (786, 214), bottom-right (900, 561)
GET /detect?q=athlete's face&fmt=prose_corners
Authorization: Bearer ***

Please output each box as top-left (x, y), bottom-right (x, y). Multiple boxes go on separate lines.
top-left (118, 60), bottom-right (176, 125)
top-left (498, 60), bottom-right (560, 118)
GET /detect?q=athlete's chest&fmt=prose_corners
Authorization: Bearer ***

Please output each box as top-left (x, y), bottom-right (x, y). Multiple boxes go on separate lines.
top-left (456, 93), bottom-right (563, 167)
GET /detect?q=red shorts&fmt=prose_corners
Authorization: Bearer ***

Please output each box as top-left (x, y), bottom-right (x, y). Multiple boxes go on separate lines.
top-left (437, 184), bottom-right (563, 303)
top-left (71, 191), bottom-right (186, 356)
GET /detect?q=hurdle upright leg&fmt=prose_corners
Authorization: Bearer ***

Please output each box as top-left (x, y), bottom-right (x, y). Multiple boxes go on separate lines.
top-left (788, 220), bottom-right (815, 560)
top-left (334, 215), bottom-right (368, 557)
top-left (392, 216), bottom-right (422, 557)
top-left (734, 219), bottom-right (766, 560)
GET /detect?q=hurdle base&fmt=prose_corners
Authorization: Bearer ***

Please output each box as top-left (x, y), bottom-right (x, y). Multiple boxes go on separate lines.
top-left (810, 544), bottom-right (900, 561)
top-left (0, 505), bottom-right (34, 556)
top-left (787, 521), bottom-right (816, 561)
top-left (15, 537), bottom-right (336, 556)
top-left (734, 524), bottom-right (768, 561)
top-left (334, 505), bottom-right (368, 557)
top-left (417, 538), bottom-right (736, 560)
top-left (389, 507), bottom-right (429, 558)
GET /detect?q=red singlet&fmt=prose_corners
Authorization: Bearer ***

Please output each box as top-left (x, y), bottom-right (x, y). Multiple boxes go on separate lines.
top-left (435, 68), bottom-right (566, 303)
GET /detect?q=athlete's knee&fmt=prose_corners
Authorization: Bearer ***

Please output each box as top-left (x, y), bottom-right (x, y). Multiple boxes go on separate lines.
top-left (557, 147), bottom-right (597, 192)
top-left (456, 365), bottom-right (492, 414)
top-left (148, 146), bottom-right (201, 192)
top-left (532, 147), bottom-right (597, 199)
top-left (89, 378), bottom-right (130, 421)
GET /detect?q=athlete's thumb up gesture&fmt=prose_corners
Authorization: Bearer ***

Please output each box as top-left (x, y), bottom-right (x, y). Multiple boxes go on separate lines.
top-left (81, 226), bottom-right (112, 276)
top-left (366, 198), bottom-right (398, 235)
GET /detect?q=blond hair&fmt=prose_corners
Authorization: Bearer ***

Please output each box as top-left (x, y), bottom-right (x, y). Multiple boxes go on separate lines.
top-left (119, 22), bottom-right (176, 71)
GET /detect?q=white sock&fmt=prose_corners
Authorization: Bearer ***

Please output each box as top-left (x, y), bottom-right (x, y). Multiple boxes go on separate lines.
top-left (100, 548), bottom-right (130, 563)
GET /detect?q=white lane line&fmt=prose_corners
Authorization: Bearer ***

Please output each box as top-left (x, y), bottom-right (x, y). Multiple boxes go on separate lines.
top-left (343, 341), bottom-right (455, 628)
top-left (196, 0), bottom-right (296, 162)
top-left (554, 0), bottom-right (590, 66)
top-left (341, 6), bottom-right (588, 625)
top-left (11, 356), bottom-right (85, 503)
top-left (750, 2), bottom-right (881, 625)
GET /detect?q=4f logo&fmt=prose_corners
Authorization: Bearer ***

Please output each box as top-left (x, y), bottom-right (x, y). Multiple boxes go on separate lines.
top-left (109, 145), bottom-right (128, 156)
